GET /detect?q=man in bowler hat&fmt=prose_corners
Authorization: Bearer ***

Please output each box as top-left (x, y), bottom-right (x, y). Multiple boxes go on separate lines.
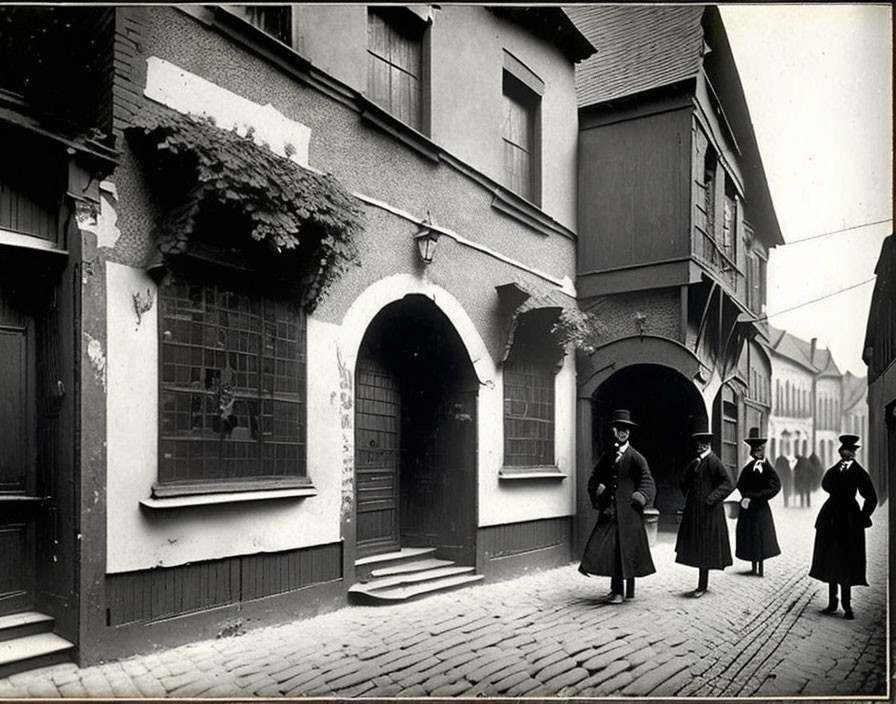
top-left (809, 434), bottom-right (878, 619)
top-left (675, 417), bottom-right (733, 597)
top-left (735, 428), bottom-right (781, 577)
top-left (579, 409), bottom-right (656, 604)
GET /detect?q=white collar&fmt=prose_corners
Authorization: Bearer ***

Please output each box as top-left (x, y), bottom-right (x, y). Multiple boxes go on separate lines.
top-left (616, 442), bottom-right (629, 454)
top-left (698, 449), bottom-right (710, 460)
top-left (753, 459), bottom-right (764, 472)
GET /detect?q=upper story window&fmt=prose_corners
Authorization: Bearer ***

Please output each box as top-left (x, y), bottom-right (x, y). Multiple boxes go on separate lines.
top-left (158, 272), bottom-right (306, 493)
top-left (367, 8), bottom-right (425, 131)
top-left (231, 5), bottom-right (293, 45)
top-left (501, 54), bottom-right (542, 205)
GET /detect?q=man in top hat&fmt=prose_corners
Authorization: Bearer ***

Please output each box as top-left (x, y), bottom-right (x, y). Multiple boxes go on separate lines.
top-left (734, 428), bottom-right (781, 577)
top-left (674, 417), bottom-right (733, 597)
top-left (579, 409), bottom-right (656, 604)
top-left (809, 434), bottom-right (878, 620)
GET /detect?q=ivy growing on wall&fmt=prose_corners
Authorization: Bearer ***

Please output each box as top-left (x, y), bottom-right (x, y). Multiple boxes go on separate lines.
top-left (128, 110), bottom-right (364, 310)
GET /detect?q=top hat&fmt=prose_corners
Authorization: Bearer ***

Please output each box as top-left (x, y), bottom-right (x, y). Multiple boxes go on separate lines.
top-left (690, 416), bottom-right (713, 439)
top-left (607, 409), bottom-right (638, 428)
top-left (839, 433), bottom-right (861, 448)
top-left (744, 427), bottom-right (767, 447)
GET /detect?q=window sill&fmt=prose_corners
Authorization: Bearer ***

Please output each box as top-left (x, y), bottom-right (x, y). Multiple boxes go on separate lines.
top-left (140, 486), bottom-right (318, 510)
top-left (499, 466), bottom-right (568, 481)
top-left (490, 187), bottom-right (576, 241)
top-left (358, 98), bottom-right (441, 163)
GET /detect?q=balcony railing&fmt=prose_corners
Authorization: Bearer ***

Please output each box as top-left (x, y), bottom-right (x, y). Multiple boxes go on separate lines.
top-left (694, 225), bottom-right (743, 294)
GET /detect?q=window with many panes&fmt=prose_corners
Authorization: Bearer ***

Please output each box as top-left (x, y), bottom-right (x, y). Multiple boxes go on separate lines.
top-left (502, 71), bottom-right (540, 203)
top-left (503, 359), bottom-right (555, 466)
top-left (367, 8), bottom-right (425, 131)
top-left (158, 274), bottom-right (306, 491)
top-left (502, 313), bottom-right (558, 467)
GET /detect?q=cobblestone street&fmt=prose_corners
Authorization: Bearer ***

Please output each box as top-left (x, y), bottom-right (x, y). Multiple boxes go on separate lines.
top-left (0, 491), bottom-right (888, 699)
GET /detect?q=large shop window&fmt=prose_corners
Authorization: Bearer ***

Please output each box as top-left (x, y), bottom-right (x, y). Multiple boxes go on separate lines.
top-left (158, 274), bottom-right (306, 495)
top-left (367, 8), bottom-right (425, 132)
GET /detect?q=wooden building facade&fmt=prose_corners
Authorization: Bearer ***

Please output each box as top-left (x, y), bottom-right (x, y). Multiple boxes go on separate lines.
top-left (567, 5), bottom-right (784, 538)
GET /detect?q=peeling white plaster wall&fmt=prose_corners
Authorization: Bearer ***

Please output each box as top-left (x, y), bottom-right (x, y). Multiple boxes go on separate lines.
top-left (144, 56), bottom-right (311, 167)
top-left (84, 333), bottom-right (107, 392)
top-left (94, 181), bottom-right (121, 249)
top-left (105, 262), bottom-right (342, 573)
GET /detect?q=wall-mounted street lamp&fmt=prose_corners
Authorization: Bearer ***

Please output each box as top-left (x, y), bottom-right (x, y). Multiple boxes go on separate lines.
top-left (413, 211), bottom-right (441, 265)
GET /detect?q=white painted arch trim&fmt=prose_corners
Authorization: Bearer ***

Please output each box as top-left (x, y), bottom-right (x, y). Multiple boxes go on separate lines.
top-left (339, 273), bottom-right (496, 386)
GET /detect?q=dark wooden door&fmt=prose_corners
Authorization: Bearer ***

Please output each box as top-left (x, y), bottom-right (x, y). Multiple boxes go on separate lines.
top-left (355, 358), bottom-right (401, 558)
top-left (400, 391), bottom-right (477, 563)
top-left (0, 318), bottom-right (37, 616)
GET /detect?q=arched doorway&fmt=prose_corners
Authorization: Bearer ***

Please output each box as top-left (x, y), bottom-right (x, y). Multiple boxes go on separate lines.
top-left (354, 295), bottom-right (478, 564)
top-left (590, 364), bottom-right (705, 522)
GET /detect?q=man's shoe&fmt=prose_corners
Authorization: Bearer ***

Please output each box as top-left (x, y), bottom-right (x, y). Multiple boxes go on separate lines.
top-left (843, 608), bottom-right (855, 620)
top-left (692, 588), bottom-right (706, 599)
top-left (608, 593), bottom-right (624, 604)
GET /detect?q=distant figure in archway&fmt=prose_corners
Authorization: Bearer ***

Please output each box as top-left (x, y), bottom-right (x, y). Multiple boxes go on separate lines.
top-left (735, 428), bottom-right (781, 577)
top-left (810, 434), bottom-right (878, 620)
top-left (794, 454), bottom-right (813, 507)
top-left (675, 417), bottom-right (733, 598)
top-left (774, 453), bottom-right (793, 508)
top-left (579, 409), bottom-right (656, 604)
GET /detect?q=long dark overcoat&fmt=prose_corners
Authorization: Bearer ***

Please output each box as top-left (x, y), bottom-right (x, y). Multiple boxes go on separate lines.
top-left (809, 461), bottom-right (877, 586)
top-left (735, 459), bottom-right (781, 561)
top-left (675, 451), bottom-right (733, 569)
top-left (579, 445), bottom-right (656, 579)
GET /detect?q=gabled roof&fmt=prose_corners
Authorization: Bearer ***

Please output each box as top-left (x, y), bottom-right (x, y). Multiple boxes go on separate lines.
top-left (566, 4), bottom-right (705, 107)
top-left (841, 372), bottom-right (867, 412)
top-left (764, 325), bottom-right (841, 376)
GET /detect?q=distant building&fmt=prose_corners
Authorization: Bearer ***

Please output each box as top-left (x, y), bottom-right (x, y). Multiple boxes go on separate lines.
top-left (764, 326), bottom-right (868, 469)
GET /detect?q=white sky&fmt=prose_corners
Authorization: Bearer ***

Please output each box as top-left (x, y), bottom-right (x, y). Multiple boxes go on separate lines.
top-left (719, 4), bottom-right (893, 376)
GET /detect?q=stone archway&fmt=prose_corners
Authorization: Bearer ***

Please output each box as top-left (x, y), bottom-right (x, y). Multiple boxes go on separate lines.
top-left (354, 294), bottom-right (479, 564)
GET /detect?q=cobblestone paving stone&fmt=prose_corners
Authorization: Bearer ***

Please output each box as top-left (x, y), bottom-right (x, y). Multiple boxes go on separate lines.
top-left (0, 490), bottom-right (888, 698)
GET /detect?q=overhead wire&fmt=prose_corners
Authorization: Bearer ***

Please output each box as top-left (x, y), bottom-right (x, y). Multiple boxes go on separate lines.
top-left (758, 277), bottom-right (876, 321)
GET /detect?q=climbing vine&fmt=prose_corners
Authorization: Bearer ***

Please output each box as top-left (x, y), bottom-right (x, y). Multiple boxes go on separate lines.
top-left (129, 110), bottom-right (364, 310)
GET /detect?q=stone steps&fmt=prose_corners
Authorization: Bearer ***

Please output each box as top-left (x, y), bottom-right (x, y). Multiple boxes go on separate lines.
top-left (350, 549), bottom-right (482, 604)
top-left (0, 612), bottom-right (73, 678)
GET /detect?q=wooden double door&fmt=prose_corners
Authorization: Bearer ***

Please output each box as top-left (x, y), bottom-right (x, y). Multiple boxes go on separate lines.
top-left (0, 278), bottom-right (71, 621)
top-left (355, 357), bottom-right (476, 562)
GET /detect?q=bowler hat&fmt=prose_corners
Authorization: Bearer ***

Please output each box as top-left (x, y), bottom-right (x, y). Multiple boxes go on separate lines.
top-left (690, 416), bottom-right (713, 439)
top-left (607, 409), bottom-right (638, 428)
top-left (839, 433), bottom-right (861, 449)
top-left (744, 427), bottom-right (767, 447)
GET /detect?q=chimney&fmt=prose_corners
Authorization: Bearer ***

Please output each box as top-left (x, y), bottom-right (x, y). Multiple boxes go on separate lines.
top-left (810, 337), bottom-right (817, 364)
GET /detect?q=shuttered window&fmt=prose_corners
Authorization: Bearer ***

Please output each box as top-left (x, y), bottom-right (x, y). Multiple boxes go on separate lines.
top-left (367, 8), bottom-right (424, 131)
top-left (502, 72), bottom-right (539, 203)
top-left (158, 274), bottom-right (306, 490)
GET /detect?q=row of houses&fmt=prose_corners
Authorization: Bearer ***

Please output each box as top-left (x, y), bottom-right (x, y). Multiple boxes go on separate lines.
top-left (763, 325), bottom-right (868, 469)
top-left (0, 4), bottom-right (798, 670)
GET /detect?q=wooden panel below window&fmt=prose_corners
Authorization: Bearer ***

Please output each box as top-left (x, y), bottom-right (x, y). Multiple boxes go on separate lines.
top-left (105, 542), bottom-right (342, 626)
top-left (479, 517), bottom-right (570, 560)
